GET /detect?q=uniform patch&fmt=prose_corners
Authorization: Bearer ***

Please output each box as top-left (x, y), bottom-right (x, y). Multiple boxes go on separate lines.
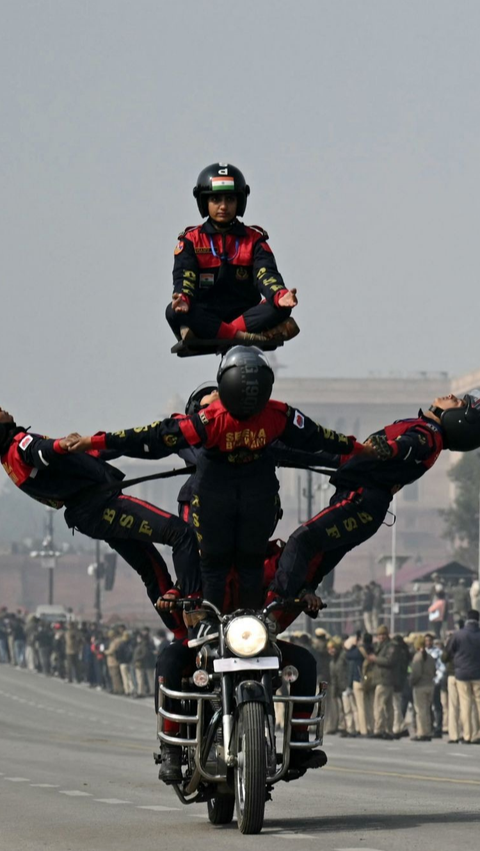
top-left (195, 247), bottom-right (212, 254)
top-left (293, 410), bottom-right (305, 429)
top-left (19, 435), bottom-right (33, 451)
top-left (174, 241), bottom-right (184, 255)
top-left (236, 267), bottom-right (248, 280)
top-left (199, 411), bottom-right (210, 425)
top-left (163, 434), bottom-right (178, 447)
top-left (199, 273), bottom-right (215, 288)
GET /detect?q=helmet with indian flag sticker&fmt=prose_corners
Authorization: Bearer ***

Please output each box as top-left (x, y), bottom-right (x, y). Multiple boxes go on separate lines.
top-left (193, 163), bottom-right (250, 217)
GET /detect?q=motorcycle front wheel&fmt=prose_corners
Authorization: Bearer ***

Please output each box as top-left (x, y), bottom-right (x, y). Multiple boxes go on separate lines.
top-left (234, 701), bottom-right (267, 834)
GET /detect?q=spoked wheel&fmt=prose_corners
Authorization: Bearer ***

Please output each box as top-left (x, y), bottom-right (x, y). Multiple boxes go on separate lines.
top-left (207, 794), bottom-right (235, 825)
top-left (234, 701), bottom-right (267, 834)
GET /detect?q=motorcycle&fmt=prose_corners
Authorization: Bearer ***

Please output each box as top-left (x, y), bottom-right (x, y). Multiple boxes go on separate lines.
top-left (155, 598), bottom-right (327, 835)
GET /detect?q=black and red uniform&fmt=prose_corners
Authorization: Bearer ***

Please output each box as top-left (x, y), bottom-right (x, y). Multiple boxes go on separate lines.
top-left (90, 400), bottom-right (361, 611)
top-left (0, 429), bottom-right (198, 636)
top-left (165, 219), bottom-right (291, 339)
top-left (271, 413), bottom-right (445, 598)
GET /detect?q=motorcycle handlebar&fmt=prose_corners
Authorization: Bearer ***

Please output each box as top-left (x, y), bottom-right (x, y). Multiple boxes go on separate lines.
top-left (262, 597), bottom-right (327, 617)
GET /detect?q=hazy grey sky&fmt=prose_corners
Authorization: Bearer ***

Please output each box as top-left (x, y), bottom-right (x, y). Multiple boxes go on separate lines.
top-left (2, 0), bottom-right (480, 436)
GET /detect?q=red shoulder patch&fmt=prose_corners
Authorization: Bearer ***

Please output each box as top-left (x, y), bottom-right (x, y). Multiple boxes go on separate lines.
top-left (1, 434), bottom-right (33, 486)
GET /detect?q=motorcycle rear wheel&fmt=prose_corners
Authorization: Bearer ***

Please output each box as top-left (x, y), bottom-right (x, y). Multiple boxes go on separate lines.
top-left (234, 701), bottom-right (267, 834)
top-left (207, 794), bottom-right (235, 825)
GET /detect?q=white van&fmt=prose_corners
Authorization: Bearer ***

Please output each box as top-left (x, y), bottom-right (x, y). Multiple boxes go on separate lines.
top-left (35, 604), bottom-right (73, 623)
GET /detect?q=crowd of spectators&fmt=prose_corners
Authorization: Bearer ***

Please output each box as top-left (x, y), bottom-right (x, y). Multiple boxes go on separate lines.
top-left (2, 593), bottom-right (480, 746)
top-left (286, 606), bottom-right (480, 743)
top-left (320, 575), bottom-right (480, 639)
top-left (0, 606), bottom-right (169, 697)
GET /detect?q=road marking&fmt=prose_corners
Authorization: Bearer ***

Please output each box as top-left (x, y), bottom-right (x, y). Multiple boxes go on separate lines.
top-left (95, 798), bottom-right (132, 804)
top-left (325, 765), bottom-right (480, 786)
top-left (59, 790), bottom-right (92, 797)
top-left (4, 777), bottom-right (30, 782)
top-left (137, 805), bottom-right (180, 811)
top-left (30, 784), bottom-right (60, 788)
top-left (188, 813), bottom-right (209, 818)
top-left (276, 834), bottom-right (315, 840)
top-left (334, 848), bottom-right (386, 850)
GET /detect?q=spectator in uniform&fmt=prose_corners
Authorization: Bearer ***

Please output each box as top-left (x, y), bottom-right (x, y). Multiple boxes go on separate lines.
top-left (369, 625), bottom-right (397, 739)
top-left (425, 633), bottom-right (447, 738)
top-left (324, 639), bottom-right (348, 736)
top-left (116, 631), bottom-right (135, 696)
top-left (410, 635), bottom-right (436, 741)
top-left (444, 610), bottom-right (480, 744)
top-left (392, 633), bottom-right (410, 738)
top-left (105, 627), bottom-right (125, 695)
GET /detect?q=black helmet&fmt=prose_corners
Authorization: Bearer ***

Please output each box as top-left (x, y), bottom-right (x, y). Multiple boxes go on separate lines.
top-left (438, 390), bottom-right (480, 451)
top-left (185, 382), bottom-right (218, 416)
top-left (217, 346), bottom-right (274, 420)
top-left (0, 420), bottom-right (19, 454)
top-left (193, 163), bottom-right (250, 217)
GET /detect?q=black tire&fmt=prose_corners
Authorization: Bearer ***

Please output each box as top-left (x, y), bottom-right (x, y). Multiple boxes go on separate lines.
top-left (207, 794), bottom-right (235, 825)
top-left (234, 701), bottom-right (267, 834)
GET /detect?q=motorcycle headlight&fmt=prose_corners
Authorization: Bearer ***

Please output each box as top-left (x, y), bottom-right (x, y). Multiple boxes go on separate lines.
top-left (225, 616), bottom-right (268, 658)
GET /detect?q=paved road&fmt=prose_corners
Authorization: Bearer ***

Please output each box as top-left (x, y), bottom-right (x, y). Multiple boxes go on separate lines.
top-left (1, 664), bottom-right (479, 851)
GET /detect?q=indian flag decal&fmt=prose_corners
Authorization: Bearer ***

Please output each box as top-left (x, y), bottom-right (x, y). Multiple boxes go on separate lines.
top-left (211, 176), bottom-right (235, 191)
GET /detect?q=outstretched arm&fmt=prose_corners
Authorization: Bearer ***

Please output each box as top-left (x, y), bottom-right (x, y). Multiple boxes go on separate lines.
top-left (65, 413), bottom-right (208, 458)
top-left (280, 407), bottom-right (376, 458)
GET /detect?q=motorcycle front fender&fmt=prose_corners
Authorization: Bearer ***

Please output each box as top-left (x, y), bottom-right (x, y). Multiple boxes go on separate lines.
top-left (235, 680), bottom-right (268, 707)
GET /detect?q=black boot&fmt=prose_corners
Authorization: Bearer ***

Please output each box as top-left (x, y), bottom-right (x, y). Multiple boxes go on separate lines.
top-left (158, 744), bottom-right (182, 784)
top-left (289, 730), bottom-right (328, 772)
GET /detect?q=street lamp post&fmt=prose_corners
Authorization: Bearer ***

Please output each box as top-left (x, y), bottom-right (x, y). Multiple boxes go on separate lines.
top-left (390, 494), bottom-right (397, 635)
top-left (30, 508), bottom-right (62, 604)
top-left (95, 540), bottom-right (102, 624)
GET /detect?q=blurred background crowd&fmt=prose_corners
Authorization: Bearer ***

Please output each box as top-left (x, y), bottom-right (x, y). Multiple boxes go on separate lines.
top-left (287, 607), bottom-right (480, 744)
top-left (2, 590), bottom-right (479, 746)
top-left (0, 608), bottom-right (167, 698)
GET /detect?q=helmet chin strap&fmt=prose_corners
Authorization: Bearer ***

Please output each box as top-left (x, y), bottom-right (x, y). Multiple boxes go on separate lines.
top-left (429, 405), bottom-right (445, 419)
top-left (210, 216), bottom-right (237, 231)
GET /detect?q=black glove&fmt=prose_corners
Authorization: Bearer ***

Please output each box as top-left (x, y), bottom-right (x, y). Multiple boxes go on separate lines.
top-left (368, 434), bottom-right (394, 461)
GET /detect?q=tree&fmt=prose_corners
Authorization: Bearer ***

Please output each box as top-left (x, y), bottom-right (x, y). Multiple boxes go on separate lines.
top-left (441, 452), bottom-right (480, 569)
